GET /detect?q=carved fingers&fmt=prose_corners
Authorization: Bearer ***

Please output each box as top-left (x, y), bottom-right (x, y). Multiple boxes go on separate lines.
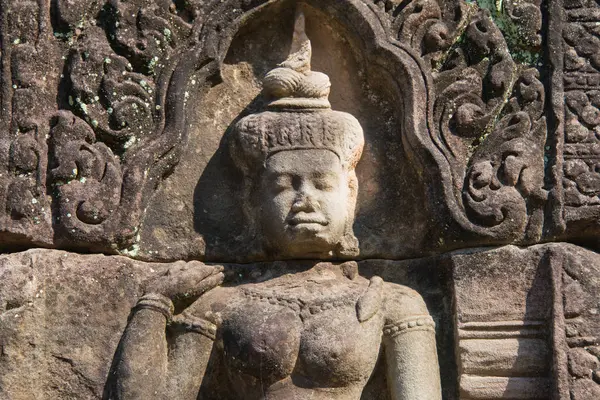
top-left (145, 261), bottom-right (225, 302)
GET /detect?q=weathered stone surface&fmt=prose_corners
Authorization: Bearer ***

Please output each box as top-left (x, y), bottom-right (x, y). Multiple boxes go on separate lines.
top-left (0, 0), bottom-right (600, 399)
top-left (459, 376), bottom-right (550, 400)
top-left (451, 244), bottom-right (553, 399)
top-left (569, 348), bottom-right (599, 379)
top-left (449, 242), bottom-right (600, 399)
top-left (0, 0), bottom-right (575, 260)
top-left (0, 243), bottom-right (598, 399)
top-left (571, 379), bottom-right (600, 400)
top-left (549, 0), bottom-right (600, 244)
top-left (0, 249), bottom-right (171, 399)
top-left (459, 339), bottom-right (549, 376)
top-left (549, 244), bottom-right (600, 399)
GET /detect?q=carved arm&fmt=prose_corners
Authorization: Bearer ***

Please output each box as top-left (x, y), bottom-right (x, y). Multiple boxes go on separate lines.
top-left (111, 262), bottom-right (223, 399)
top-left (111, 293), bottom-right (217, 400)
top-left (111, 294), bottom-right (171, 399)
top-left (382, 284), bottom-right (442, 400)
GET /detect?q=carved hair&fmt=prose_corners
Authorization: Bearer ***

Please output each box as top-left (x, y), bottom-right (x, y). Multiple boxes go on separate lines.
top-left (229, 37), bottom-right (364, 174)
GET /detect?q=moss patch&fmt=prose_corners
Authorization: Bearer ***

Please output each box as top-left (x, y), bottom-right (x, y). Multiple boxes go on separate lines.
top-left (474, 0), bottom-right (541, 66)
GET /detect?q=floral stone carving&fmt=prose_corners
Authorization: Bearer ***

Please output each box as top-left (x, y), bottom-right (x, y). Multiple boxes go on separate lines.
top-left (1, 1), bottom-right (600, 400)
top-left (0, 0), bottom-right (553, 259)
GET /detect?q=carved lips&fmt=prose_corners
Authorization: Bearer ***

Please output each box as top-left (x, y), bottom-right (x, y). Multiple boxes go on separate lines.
top-left (287, 213), bottom-right (329, 230)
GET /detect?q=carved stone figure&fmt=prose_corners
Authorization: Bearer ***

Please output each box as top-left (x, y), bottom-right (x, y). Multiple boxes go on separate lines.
top-left (4, 1), bottom-right (600, 400)
top-left (109, 12), bottom-right (441, 400)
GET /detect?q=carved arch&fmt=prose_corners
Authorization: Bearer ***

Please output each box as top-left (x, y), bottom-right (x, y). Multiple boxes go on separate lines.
top-left (0, 0), bottom-right (547, 253)
top-left (49, 0), bottom-right (439, 254)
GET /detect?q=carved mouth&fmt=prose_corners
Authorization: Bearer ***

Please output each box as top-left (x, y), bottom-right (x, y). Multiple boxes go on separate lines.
top-left (288, 216), bottom-right (328, 226)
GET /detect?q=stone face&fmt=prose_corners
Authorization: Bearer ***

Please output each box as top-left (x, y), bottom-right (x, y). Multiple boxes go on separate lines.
top-left (106, 20), bottom-right (446, 398)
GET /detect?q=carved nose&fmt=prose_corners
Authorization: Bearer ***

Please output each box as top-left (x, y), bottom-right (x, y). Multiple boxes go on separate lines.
top-left (291, 182), bottom-right (318, 212)
top-left (291, 195), bottom-right (316, 212)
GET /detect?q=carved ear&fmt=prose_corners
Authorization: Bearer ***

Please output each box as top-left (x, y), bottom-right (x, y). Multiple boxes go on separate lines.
top-left (356, 276), bottom-right (383, 323)
top-left (335, 170), bottom-right (360, 258)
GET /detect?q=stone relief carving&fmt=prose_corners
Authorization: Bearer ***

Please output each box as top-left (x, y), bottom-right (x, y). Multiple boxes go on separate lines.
top-left (352, 1), bottom-right (547, 247)
top-left (107, 15), bottom-right (442, 399)
top-left (48, 0), bottom-right (215, 251)
top-left (0, 0), bottom-right (56, 247)
top-left (422, 7), bottom-right (547, 245)
top-left (551, 0), bottom-right (600, 237)
top-left (550, 247), bottom-right (600, 399)
top-left (371, 0), bottom-right (470, 68)
top-left (2, 2), bottom-right (600, 398)
top-left (1, 0), bottom-right (231, 252)
top-left (561, 12), bottom-right (600, 210)
top-left (0, 0), bottom-right (555, 258)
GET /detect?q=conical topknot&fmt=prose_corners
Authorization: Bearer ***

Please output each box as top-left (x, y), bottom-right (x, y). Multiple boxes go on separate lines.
top-left (261, 10), bottom-right (331, 109)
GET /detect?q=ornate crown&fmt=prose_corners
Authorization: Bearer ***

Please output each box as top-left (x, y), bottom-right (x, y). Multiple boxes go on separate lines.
top-left (229, 13), bottom-right (364, 175)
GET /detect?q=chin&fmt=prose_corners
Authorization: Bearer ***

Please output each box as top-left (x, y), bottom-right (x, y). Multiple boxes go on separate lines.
top-left (280, 230), bottom-right (337, 258)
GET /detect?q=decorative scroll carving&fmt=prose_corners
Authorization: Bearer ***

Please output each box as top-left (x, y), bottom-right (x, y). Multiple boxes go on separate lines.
top-left (0, 1), bottom-right (55, 247)
top-left (1, 0), bottom-right (234, 251)
top-left (502, 0), bottom-right (542, 50)
top-left (433, 10), bottom-right (518, 168)
top-left (420, 7), bottom-right (547, 243)
top-left (0, 0), bottom-right (550, 253)
top-left (371, 0), bottom-right (470, 68)
top-left (350, 2), bottom-right (545, 246)
top-left (49, 112), bottom-right (122, 238)
top-left (66, 35), bottom-right (156, 147)
top-left (46, 0), bottom-right (223, 250)
top-left (463, 68), bottom-right (547, 240)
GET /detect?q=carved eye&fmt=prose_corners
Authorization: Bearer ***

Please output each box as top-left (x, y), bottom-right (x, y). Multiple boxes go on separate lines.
top-left (313, 176), bottom-right (336, 191)
top-left (272, 175), bottom-right (292, 192)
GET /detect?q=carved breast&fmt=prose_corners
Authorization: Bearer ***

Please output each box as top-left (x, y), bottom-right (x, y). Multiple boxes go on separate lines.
top-left (217, 276), bottom-right (384, 396)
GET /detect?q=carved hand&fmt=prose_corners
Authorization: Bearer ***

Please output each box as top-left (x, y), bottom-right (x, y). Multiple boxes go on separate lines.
top-left (144, 261), bottom-right (224, 303)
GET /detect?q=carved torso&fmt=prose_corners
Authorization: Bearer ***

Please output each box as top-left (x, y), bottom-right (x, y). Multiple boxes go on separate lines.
top-left (185, 262), bottom-right (431, 400)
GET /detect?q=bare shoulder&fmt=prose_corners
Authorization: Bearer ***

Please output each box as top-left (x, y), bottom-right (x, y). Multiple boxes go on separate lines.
top-left (382, 282), bottom-right (430, 324)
